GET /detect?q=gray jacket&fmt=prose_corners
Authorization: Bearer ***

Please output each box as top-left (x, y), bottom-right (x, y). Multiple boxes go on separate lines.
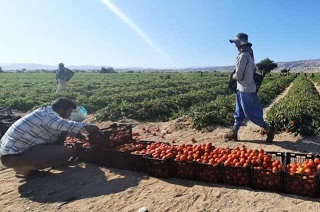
top-left (232, 51), bottom-right (256, 93)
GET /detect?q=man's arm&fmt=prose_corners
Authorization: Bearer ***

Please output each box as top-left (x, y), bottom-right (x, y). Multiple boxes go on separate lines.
top-left (83, 125), bottom-right (100, 133)
top-left (233, 53), bottom-right (248, 81)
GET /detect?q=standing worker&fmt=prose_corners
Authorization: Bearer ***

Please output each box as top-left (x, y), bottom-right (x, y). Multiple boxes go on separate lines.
top-left (56, 63), bottom-right (74, 93)
top-left (225, 33), bottom-right (275, 143)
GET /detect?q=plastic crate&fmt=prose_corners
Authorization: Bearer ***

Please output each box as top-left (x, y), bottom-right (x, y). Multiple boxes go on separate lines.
top-left (95, 149), bottom-right (131, 170)
top-left (0, 115), bottom-right (21, 138)
top-left (221, 165), bottom-right (251, 187)
top-left (65, 143), bottom-right (96, 163)
top-left (76, 147), bottom-right (96, 163)
top-left (171, 160), bottom-right (195, 180)
top-left (251, 152), bottom-right (285, 192)
top-left (89, 124), bottom-right (132, 150)
top-left (127, 153), bottom-right (147, 173)
top-left (283, 152), bottom-right (318, 198)
top-left (194, 162), bottom-right (222, 184)
top-left (0, 106), bottom-right (13, 115)
top-left (146, 156), bottom-right (171, 178)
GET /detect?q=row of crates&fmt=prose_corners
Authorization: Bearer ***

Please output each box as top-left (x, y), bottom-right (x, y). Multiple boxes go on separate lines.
top-left (68, 133), bottom-right (320, 198)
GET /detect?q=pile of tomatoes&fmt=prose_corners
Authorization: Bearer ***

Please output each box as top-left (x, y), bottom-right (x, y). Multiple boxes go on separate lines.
top-left (65, 136), bottom-right (90, 148)
top-left (108, 129), bottom-right (132, 146)
top-left (88, 126), bottom-right (132, 149)
top-left (286, 158), bottom-right (320, 175)
top-left (284, 157), bottom-right (320, 196)
top-left (114, 140), bottom-right (150, 152)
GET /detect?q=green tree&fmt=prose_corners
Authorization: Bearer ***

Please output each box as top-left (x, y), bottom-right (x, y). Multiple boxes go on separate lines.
top-left (256, 58), bottom-right (278, 75)
top-left (100, 67), bottom-right (116, 73)
top-left (0, 66), bottom-right (3, 73)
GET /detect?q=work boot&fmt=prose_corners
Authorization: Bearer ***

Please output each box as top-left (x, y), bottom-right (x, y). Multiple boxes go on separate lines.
top-left (266, 126), bottom-right (275, 143)
top-left (224, 130), bottom-right (238, 141)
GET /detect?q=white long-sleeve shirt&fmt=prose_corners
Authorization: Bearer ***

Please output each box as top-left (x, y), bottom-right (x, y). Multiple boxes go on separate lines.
top-left (0, 106), bottom-right (87, 155)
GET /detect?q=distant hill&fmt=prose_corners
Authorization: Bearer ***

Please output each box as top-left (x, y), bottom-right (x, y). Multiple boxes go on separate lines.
top-left (1, 58), bottom-right (320, 72)
top-left (276, 58), bottom-right (320, 71)
top-left (0, 63), bottom-right (103, 71)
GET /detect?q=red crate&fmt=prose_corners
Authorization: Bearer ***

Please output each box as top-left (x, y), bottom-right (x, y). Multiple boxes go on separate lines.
top-left (221, 165), bottom-right (251, 187)
top-left (194, 162), bottom-right (222, 184)
top-left (89, 124), bottom-right (132, 149)
top-left (251, 152), bottom-right (284, 192)
top-left (171, 160), bottom-right (195, 180)
top-left (146, 156), bottom-right (170, 178)
top-left (283, 153), bottom-right (318, 197)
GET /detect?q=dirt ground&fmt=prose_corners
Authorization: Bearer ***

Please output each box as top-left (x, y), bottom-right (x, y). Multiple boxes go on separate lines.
top-left (1, 83), bottom-right (320, 211)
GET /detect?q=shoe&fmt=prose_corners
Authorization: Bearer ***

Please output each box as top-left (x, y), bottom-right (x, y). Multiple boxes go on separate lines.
top-left (266, 126), bottom-right (275, 143)
top-left (15, 170), bottom-right (51, 180)
top-left (259, 127), bottom-right (266, 135)
top-left (224, 130), bottom-right (238, 141)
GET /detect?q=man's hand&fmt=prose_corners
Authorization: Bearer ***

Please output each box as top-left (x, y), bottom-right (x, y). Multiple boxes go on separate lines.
top-left (75, 133), bottom-right (87, 140)
top-left (84, 125), bottom-right (100, 133)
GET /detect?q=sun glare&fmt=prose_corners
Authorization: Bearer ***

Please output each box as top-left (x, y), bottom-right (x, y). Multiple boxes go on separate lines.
top-left (101, 0), bottom-right (173, 64)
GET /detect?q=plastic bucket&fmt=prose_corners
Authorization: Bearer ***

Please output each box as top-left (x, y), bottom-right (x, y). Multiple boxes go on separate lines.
top-left (70, 106), bottom-right (88, 122)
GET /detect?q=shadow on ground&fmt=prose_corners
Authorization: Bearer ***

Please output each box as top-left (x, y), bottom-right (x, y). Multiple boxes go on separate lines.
top-left (18, 163), bottom-right (148, 204)
top-left (240, 135), bottom-right (320, 154)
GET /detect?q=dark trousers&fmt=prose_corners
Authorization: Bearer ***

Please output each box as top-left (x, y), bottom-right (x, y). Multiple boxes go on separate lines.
top-left (1, 144), bottom-right (74, 173)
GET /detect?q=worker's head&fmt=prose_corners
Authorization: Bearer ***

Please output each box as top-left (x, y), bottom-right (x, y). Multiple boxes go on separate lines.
top-left (58, 63), bottom-right (65, 68)
top-left (229, 33), bottom-right (252, 49)
top-left (51, 97), bottom-right (77, 119)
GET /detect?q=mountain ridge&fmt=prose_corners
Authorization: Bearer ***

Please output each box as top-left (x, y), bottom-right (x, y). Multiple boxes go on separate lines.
top-left (1, 58), bottom-right (320, 72)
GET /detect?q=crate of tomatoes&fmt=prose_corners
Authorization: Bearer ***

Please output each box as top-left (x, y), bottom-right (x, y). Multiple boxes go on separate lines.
top-left (95, 140), bottom-right (152, 172)
top-left (88, 123), bottom-right (132, 150)
top-left (170, 144), bottom-right (198, 180)
top-left (194, 162), bottom-right (222, 184)
top-left (144, 142), bottom-right (175, 178)
top-left (193, 146), bottom-right (223, 184)
top-left (220, 146), bottom-right (253, 187)
top-left (172, 143), bottom-right (216, 180)
top-left (251, 151), bottom-right (285, 192)
top-left (283, 152), bottom-right (319, 198)
top-left (65, 136), bottom-right (95, 163)
top-left (118, 140), bottom-right (154, 172)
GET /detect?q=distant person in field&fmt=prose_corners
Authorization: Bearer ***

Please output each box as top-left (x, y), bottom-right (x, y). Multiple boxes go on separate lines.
top-left (225, 33), bottom-right (275, 143)
top-left (0, 97), bottom-right (100, 179)
top-left (56, 63), bottom-right (74, 93)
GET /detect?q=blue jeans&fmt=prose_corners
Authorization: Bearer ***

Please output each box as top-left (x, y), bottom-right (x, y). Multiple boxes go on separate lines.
top-left (233, 91), bottom-right (268, 133)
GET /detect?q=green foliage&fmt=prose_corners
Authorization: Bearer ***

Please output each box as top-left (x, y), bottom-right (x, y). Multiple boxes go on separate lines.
top-left (0, 72), bottom-right (292, 130)
top-left (256, 58), bottom-right (278, 75)
top-left (267, 75), bottom-right (320, 135)
top-left (100, 67), bottom-right (116, 73)
top-left (258, 74), bottom-right (295, 106)
top-left (191, 95), bottom-right (235, 129)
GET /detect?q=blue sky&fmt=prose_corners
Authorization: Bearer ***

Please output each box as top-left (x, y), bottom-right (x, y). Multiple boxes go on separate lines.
top-left (1, 0), bottom-right (320, 68)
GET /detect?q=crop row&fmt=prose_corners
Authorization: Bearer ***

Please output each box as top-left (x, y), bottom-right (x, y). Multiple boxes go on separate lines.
top-left (267, 75), bottom-right (320, 135)
top-left (191, 74), bottom-right (295, 129)
top-left (0, 72), bottom-right (294, 130)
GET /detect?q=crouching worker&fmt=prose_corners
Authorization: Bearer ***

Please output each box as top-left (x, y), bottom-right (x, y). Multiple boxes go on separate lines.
top-left (0, 97), bottom-right (100, 179)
